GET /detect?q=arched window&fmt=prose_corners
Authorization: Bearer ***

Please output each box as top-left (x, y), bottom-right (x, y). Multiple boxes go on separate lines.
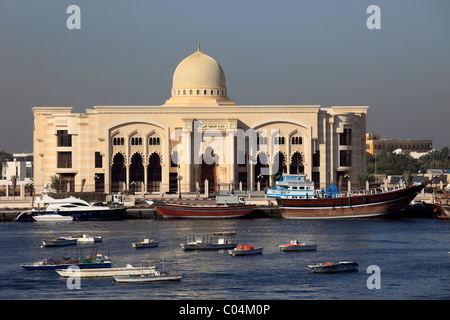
top-left (149, 137), bottom-right (160, 146)
top-left (183, 90), bottom-right (186, 95)
top-left (291, 136), bottom-right (302, 145)
top-left (204, 90), bottom-right (207, 95)
top-left (189, 90), bottom-right (193, 95)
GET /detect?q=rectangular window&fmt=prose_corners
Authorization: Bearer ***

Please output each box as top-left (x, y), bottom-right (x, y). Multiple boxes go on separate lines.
top-left (339, 129), bottom-right (352, 146)
top-left (95, 152), bottom-right (103, 168)
top-left (60, 173), bottom-right (75, 192)
top-left (339, 150), bottom-right (352, 167)
top-left (94, 173), bottom-right (105, 192)
top-left (313, 150), bottom-right (320, 167)
top-left (57, 130), bottom-right (72, 147)
top-left (57, 151), bottom-right (72, 168)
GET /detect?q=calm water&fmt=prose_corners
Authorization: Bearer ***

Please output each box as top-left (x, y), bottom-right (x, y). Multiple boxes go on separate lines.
top-left (0, 217), bottom-right (448, 300)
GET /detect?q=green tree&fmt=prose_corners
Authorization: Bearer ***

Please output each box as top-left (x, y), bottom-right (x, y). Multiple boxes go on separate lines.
top-left (418, 146), bottom-right (450, 171)
top-left (356, 172), bottom-right (375, 189)
top-left (11, 175), bottom-right (18, 200)
top-left (366, 151), bottom-right (419, 175)
top-left (50, 175), bottom-right (66, 193)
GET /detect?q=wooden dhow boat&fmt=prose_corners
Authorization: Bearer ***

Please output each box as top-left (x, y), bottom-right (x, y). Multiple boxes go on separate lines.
top-left (152, 195), bottom-right (255, 219)
top-left (271, 175), bottom-right (427, 219)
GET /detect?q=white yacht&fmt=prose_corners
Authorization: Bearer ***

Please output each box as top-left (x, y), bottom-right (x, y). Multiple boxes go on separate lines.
top-left (15, 193), bottom-right (127, 221)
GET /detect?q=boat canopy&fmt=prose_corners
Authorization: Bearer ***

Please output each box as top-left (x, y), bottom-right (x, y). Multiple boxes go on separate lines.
top-left (320, 185), bottom-right (339, 198)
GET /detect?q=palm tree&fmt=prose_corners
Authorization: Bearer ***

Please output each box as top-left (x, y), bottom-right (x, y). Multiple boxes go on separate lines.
top-left (356, 172), bottom-right (375, 190)
top-left (50, 175), bottom-right (66, 194)
top-left (10, 175), bottom-right (18, 200)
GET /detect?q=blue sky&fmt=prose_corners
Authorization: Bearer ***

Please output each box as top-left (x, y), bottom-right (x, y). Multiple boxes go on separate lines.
top-left (0, 0), bottom-right (449, 153)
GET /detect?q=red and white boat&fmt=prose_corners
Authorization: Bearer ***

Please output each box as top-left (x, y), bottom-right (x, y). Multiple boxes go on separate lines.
top-left (279, 240), bottom-right (317, 252)
top-left (151, 196), bottom-right (255, 219)
top-left (228, 244), bottom-right (263, 256)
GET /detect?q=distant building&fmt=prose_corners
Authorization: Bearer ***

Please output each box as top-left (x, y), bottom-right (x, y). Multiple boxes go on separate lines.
top-left (1, 153), bottom-right (33, 183)
top-left (366, 133), bottom-right (432, 155)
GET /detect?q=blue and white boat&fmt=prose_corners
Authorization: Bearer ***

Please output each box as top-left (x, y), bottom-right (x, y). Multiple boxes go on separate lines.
top-left (21, 246), bottom-right (111, 270)
top-left (266, 174), bottom-right (316, 199)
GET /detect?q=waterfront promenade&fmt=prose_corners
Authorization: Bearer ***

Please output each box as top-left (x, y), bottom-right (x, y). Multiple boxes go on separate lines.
top-left (0, 191), bottom-right (436, 222)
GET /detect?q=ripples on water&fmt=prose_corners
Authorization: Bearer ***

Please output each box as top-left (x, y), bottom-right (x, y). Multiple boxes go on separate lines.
top-left (0, 218), bottom-right (448, 300)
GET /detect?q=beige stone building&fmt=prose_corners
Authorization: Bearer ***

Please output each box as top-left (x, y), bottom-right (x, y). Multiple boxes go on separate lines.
top-left (33, 45), bottom-right (368, 194)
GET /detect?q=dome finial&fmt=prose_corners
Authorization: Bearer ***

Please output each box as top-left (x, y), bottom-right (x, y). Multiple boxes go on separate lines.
top-left (197, 41), bottom-right (200, 51)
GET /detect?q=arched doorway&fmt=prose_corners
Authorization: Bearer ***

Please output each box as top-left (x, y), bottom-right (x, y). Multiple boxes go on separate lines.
top-left (111, 153), bottom-right (126, 193)
top-left (290, 151), bottom-right (304, 174)
top-left (254, 152), bottom-right (269, 189)
top-left (148, 152), bottom-right (162, 192)
top-left (273, 152), bottom-right (287, 177)
top-left (129, 153), bottom-right (144, 193)
top-left (200, 147), bottom-right (216, 193)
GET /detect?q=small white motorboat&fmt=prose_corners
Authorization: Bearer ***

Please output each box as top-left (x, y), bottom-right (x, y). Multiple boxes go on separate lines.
top-left (228, 244), bottom-right (263, 256)
top-left (180, 232), bottom-right (237, 250)
top-left (74, 234), bottom-right (103, 243)
top-left (114, 273), bottom-right (182, 283)
top-left (132, 239), bottom-right (159, 249)
top-left (56, 263), bottom-right (156, 278)
top-left (279, 240), bottom-right (317, 252)
top-left (307, 261), bottom-right (359, 273)
top-left (42, 237), bottom-right (78, 247)
top-left (33, 213), bottom-right (73, 222)
top-left (113, 259), bottom-right (181, 283)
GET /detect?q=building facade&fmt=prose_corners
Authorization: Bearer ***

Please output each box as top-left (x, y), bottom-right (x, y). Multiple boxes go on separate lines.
top-left (366, 133), bottom-right (432, 155)
top-left (33, 46), bottom-right (368, 194)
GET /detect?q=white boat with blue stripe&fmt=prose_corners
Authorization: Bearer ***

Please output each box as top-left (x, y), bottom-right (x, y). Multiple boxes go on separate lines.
top-left (266, 174), bottom-right (316, 199)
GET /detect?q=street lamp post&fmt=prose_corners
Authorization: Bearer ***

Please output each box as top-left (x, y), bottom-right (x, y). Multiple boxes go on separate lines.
top-left (177, 175), bottom-right (183, 199)
top-left (131, 181), bottom-right (136, 195)
top-left (230, 180), bottom-right (235, 195)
